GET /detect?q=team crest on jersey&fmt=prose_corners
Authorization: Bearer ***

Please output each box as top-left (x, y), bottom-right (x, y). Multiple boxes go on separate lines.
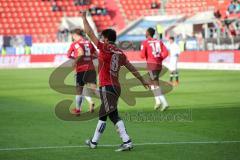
top-left (74, 43), bottom-right (80, 49)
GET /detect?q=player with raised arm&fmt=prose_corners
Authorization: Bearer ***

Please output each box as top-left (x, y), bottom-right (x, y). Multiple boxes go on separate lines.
top-left (81, 11), bottom-right (150, 151)
top-left (141, 27), bottom-right (169, 111)
top-left (67, 28), bottom-right (98, 115)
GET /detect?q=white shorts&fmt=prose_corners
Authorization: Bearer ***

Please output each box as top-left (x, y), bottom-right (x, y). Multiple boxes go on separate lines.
top-left (168, 56), bottom-right (178, 71)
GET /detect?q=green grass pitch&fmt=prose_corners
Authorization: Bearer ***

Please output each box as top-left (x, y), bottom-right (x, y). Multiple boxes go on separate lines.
top-left (0, 68), bottom-right (240, 160)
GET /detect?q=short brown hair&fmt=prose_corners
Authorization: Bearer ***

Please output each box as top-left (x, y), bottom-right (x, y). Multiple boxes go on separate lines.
top-left (101, 29), bottom-right (117, 43)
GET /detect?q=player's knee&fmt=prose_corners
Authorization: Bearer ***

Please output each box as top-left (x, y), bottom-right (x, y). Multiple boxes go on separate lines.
top-left (76, 86), bottom-right (83, 94)
top-left (110, 116), bottom-right (120, 125)
top-left (109, 112), bottom-right (121, 125)
top-left (99, 115), bottom-right (107, 122)
top-left (172, 71), bottom-right (177, 75)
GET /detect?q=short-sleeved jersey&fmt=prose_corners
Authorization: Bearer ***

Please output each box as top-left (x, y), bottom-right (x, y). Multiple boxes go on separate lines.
top-left (67, 39), bottom-right (96, 73)
top-left (97, 41), bottom-right (128, 87)
top-left (169, 42), bottom-right (180, 57)
top-left (141, 37), bottom-right (169, 70)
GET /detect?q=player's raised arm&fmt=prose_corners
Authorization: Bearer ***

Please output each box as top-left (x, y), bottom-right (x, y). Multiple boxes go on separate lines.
top-left (81, 11), bottom-right (98, 46)
top-left (124, 60), bottom-right (150, 89)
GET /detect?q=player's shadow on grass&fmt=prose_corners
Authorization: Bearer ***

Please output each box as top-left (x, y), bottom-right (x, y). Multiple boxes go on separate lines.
top-left (54, 99), bottom-right (100, 121)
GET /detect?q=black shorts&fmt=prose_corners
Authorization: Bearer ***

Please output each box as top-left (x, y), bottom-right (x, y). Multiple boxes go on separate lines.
top-left (148, 70), bottom-right (161, 81)
top-left (99, 85), bottom-right (121, 118)
top-left (76, 70), bottom-right (97, 86)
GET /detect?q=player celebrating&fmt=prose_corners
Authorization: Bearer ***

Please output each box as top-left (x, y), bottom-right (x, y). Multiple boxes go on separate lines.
top-left (168, 37), bottom-right (181, 86)
top-left (67, 28), bottom-right (98, 115)
top-left (141, 27), bottom-right (169, 111)
top-left (81, 11), bottom-right (150, 151)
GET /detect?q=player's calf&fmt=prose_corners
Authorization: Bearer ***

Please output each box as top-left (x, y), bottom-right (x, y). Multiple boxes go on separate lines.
top-left (89, 102), bottom-right (95, 113)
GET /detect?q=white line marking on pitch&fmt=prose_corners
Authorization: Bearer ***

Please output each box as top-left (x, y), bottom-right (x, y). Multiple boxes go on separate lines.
top-left (0, 140), bottom-right (240, 151)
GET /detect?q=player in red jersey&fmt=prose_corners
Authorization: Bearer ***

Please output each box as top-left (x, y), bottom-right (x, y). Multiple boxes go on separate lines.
top-left (81, 12), bottom-right (150, 151)
top-left (141, 27), bottom-right (169, 111)
top-left (67, 28), bottom-right (98, 115)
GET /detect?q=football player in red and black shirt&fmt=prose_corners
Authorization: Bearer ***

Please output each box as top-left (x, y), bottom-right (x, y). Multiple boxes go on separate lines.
top-left (67, 29), bottom-right (98, 115)
top-left (141, 27), bottom-right (169, 111)
top-left (81, 12), bottom-right (150, 151)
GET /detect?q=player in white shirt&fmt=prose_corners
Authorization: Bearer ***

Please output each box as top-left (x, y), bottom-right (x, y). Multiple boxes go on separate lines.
top-left (168, 37), bottom-right (181, 86)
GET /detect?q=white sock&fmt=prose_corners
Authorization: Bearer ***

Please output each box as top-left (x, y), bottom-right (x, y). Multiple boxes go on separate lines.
top-left (94, 88), bottom-right (100, 97)
top-left (116, 120), bottom-right (130, 143)
top-left (75, 95), bottom-right (84, 110)
top-left (92, 120), bottom-right (106, 143)
top-left (150, 85), bottom-right (161, 104)
top-left (153, 85), bottom-right (168, 106)
top-left (83, 86), bottom-right (95, 104)
top-left (85, 96), bottom-right (93, 104)
top-left (158, 95), bottom-right (168, 107)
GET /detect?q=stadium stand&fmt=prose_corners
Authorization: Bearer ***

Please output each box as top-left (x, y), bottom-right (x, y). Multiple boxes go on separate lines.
top-left (0, 0), bottom-right (114, 42)
top-left (0, 0), bottom-right (238, 43)
top-left (0, 0), bottom-right (239, 69)
top-left (119, 0), bottom-right (160, 21)
top-left (165, 0), bottom-right (213, 16)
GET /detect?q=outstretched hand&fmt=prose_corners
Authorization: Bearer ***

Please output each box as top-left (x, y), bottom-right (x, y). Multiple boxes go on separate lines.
top-left (80, 10), bottom-right (98, 46)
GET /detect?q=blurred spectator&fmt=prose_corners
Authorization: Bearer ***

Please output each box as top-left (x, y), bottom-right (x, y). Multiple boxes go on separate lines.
top-left (151, 1), bottom-right (160, 9)
top-left (178, 40), bottom-right (185, 52)
top-left (89, 5), bottom-right (107, 15)
top-left (74, 0), bottom-right (90, 6)
top-left (227, 0), bottom-right (240, 14)
top-left (51, 0), bottom-right (60, 12)
top-left (57, 29), bottom-right (70, 42)
top-left (0, 36), bottom-right (3, 48)
top-left (228, 1), bottom-right (236, 14)
top-left (214, 9), bottom-right (221, 19)
top-left (156, 24), bottom-right (164, 39)
top-left (1, 47), bottom-right (6, 56)
top-left (215, 19), bottom-right (224, 37)
top-left (227, 23), bottom-right (237, 37)
top-left (236, 21), bottom-right (240, 35)
top-left (102, 8), bottom-right (107, 15)
top-left (74, 0), bottom-right (79, 5)
top-left (195, 32), bottom-right (205, 50)
top-left (236, 1), bottom-right (240, 13)
top-left (24, 45), bottom-right (31, 55)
